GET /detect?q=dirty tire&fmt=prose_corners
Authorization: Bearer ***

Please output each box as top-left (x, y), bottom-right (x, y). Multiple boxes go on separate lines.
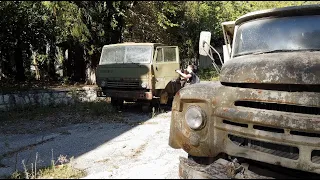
top-left (151, 99), bottom-right (160, 109)
top-left (188, 154), bottom-right (215, 165)
top-left (111, 98), bottom-right (124, 110)
top-left (111, 98), bottom-right (117, 106)
top-left (142, 104), bottom-right (150, 112)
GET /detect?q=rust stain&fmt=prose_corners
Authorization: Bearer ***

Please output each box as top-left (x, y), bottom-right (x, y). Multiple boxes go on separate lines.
top-left (171, 108), bottom-right (180, 112)
top-left (176, 90), bottom-right (180, 96)
top-left (182, 143), bottom-right (192, 152)
top-left (239, 98), bottom-right (298, 105)
top-left (178, 166), bottom-right (183, 177)
top-left (212, 99), bottom-right (217, 105)
top-left (244, 78), bottom-right (260, 83)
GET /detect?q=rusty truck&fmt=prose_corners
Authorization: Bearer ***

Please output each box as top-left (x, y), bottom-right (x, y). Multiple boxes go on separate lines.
top-left (169, 4), bottom-right (320, 178)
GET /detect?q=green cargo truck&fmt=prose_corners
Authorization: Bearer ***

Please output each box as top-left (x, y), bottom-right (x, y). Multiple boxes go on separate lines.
top-left (96, 43), bottom-right (182, 110)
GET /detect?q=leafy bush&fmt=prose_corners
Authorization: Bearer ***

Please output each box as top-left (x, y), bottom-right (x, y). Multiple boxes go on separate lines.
top-left (197, 68), bottom-right (219, 81)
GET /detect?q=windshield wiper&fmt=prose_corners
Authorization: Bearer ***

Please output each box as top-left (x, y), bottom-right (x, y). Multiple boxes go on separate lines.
top-left (235, 49), bottom-right (320, 57)
top-left (251, 49), bottom-right (295, 55)
top-left (126, 61), bottom-right (138, 64)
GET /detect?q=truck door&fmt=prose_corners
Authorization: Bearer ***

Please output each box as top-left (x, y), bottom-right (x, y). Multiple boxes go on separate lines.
top-left (153, 46), bottom-right (180, 90)
top-left (221, 21), bottom-right (235, 62)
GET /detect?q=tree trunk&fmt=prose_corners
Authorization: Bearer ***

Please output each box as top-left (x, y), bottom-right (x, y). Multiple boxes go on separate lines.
top-left (0, 51), bottom-right (2, 80)
top-left (85, 65), bottom-right (96, 85)
top-left (47, 41), bottom-right (57, 81)
top-left (6, 51), bottom-right (14, 77)
top-left (33, 51), bottom-right (40, 80)
top-left (63, 48), bottom-right (70, 79)
top-left (55, 47), bottom-right (64, 78)
top-left (75, 43), bottom-right (85, 82)
top-left (14, 41), bottom-right (25, 81)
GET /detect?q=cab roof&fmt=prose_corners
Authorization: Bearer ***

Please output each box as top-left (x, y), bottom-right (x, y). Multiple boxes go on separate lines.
top-left (235, 4), bottom-right (320, 25)
top-left (103, 42), bottom-right (163, 48)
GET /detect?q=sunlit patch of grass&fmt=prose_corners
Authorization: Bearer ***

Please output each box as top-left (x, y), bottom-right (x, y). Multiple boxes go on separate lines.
top-left (37, 164), bottom-right (86, 179)
top-left (10, 164), bottom-right (86, 179)
top-left (9, 155), bottom-right (86, 179)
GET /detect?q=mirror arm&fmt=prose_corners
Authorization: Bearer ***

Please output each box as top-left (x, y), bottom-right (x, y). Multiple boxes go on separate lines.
top-left (203, 44), bottom-right (221, 74)
top-left (204, 41), bottom-right (224, 66)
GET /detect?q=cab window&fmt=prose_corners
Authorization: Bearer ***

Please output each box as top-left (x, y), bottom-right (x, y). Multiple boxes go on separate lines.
top-left (163, 47), bottom-right (176, 62)
top-left (156, 47), bottom-right (176, 62)
top-left (156, 48), bottom-right (164, 62)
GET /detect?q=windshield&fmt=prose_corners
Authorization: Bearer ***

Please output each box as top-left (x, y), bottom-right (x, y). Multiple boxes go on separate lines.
top-left (99, 45), bottom-right (152, 64)
top-left (233, 15), bottom-right (320, 57)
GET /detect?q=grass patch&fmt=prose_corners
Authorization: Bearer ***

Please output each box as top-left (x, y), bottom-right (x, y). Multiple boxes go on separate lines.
top-left (9, 155), bottom-right (86, 179)
top-left (10, 164), bottom-right (86, 179)
top-left (198, 68), bottom-right (219, 81)
top-left (38, 164), bottom-right (86, 179)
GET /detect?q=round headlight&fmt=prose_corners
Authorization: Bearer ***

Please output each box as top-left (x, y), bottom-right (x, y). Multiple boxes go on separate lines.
top-left (141, 82), bottom-right (147, 88)
top-left (185, 106), bottom-right (206, 130)
top-left (101, 81), bottom-right (106, 87)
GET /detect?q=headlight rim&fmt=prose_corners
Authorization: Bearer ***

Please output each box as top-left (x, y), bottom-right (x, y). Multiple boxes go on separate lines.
top-left (101, 80), bottom-right (106, 87)
top-left (141, 82), bottom-right (148, 88)
top-left (184, 105), bottom-right (207, 130)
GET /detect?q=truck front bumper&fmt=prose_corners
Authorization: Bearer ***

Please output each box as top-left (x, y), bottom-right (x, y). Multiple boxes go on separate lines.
top-left (97, 89), bottom-right (153, 100)
top-left (178, 156), bottom-right (273, 179)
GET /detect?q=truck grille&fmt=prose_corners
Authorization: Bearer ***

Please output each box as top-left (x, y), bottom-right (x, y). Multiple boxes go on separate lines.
top-left (223, 119), bottom-right (320, 138)
top-left (106, 81), bottom-right (140, 88)
top-left (228, 134), bottom-right (299, 160)
top-left (311, 150), bottom-right (320, 164)
top-left (234, 101), bottom-right (320, 115)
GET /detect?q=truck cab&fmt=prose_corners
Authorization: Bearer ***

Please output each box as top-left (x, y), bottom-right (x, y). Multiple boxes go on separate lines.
top-left (96, 43), bottom-right (181, 109)
top-left (169, 4), bottom-right (320, 178)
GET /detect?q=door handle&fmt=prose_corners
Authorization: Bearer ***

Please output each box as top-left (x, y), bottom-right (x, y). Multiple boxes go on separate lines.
top-left (156, 67), bottom-right (158, 71)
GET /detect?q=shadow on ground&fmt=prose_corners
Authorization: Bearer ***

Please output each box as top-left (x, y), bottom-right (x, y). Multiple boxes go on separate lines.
top-left (0, 101), bottom-right (172, 177)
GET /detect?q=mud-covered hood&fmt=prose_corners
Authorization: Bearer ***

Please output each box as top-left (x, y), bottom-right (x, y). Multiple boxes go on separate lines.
top-left (220, 51), bottom-right (320, 84)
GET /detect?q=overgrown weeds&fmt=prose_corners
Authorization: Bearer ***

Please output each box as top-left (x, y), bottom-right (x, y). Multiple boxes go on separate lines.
top-left (9, 153), bottom-right (86, 179)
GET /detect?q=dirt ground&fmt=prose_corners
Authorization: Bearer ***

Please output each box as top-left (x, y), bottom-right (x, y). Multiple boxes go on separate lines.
top-left (0, 104), bottom-right (187, 179)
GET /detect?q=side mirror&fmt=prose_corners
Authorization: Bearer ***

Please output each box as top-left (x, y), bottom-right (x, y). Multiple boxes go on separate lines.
top-left (199, 31), bottom-right (211, 56)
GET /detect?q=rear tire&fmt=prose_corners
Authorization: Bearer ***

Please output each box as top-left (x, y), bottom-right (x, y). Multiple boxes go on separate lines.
top-left (142, 105), bottom-right (150, 112)
top-left (111, 98), bottom-right (124, 110)
top-left (111, 98), bottom-right (117, 106)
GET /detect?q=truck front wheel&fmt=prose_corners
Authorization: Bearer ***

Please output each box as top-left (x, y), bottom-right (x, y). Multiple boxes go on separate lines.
top-left (111, 98), bottom-right (124, 109)
top-left (188, 154), bottom-right (215, 165)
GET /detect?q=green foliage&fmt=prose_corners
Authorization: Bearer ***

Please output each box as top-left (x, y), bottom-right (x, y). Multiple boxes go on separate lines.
top-left (0, 1), bottom-right (318, 83)
top-left (198, 68), bottom-right (219, 81)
